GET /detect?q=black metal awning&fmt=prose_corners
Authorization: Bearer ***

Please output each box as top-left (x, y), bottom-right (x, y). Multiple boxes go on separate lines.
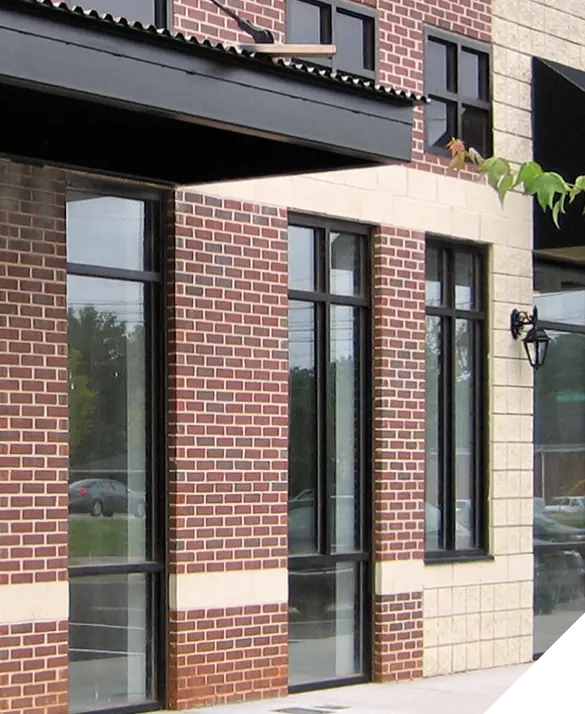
top-left (533, 57), bottom-right (585, 257)
top-left (0, 0), bottom-right (423, 186)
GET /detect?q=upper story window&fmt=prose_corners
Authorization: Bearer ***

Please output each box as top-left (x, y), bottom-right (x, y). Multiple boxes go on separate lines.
top-left (65, 0), bottom-right (167, 26)
top-left (425, 28), bottom-right (492, 158)
top-left (287, 0), bottom-right (376, 79)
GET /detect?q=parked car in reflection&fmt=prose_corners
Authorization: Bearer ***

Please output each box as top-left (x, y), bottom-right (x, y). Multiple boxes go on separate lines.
top-left (534, 543), bottom-right (585, 614)
top-left (534, 512), bottom-right (585, 543)
top-left (69, 479), bottom-right (145, 518)
top-left (544, 496), bottom-right (585, 515)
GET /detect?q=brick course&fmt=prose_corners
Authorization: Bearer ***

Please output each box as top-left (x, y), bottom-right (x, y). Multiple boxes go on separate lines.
top-left (0, 160), bottom-right (68, 713)
top-left (373, 592), bottom-right (424, 682)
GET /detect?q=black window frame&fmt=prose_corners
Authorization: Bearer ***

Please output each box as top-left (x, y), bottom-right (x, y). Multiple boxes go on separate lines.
top-left (287, 214), bottom-right (372, 691)
top-left (424, 26), bottom-right (492, 158)
top-left (286, 0), bottom-right (378, 80)
top-left (64, 0), bottom-right (170, 28)
top-left (424, 236), bottom-right (489, 563)
top-left (66, 178), bottom-right (168, 714)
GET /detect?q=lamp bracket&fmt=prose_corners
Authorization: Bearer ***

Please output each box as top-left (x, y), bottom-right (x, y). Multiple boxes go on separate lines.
top-left (510, 307), bottom-right (537, 340)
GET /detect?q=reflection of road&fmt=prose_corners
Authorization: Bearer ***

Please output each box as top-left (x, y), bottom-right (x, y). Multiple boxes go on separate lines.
top-left (534, 597), bottom-right (585, 654)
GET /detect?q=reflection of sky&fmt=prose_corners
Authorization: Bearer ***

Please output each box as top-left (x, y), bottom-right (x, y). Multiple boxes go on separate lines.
top-left (535, 291), bottom-right (585, 326)
top-left (67, 193), bottom-right (146, 324)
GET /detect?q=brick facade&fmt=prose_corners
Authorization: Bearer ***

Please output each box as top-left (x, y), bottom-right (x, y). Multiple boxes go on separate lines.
top-left (167, 193), bottom-right (289, 705)
top-left (0, 160), bottom-right (68, 713)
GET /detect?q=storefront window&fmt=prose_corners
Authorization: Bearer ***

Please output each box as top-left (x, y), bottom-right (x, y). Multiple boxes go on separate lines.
top-left (287, 220), bottom-right (370, 689)
top-left (533, 262), bottom-right (585, 655)
top-left (67, 188), bottom-right (163, 712)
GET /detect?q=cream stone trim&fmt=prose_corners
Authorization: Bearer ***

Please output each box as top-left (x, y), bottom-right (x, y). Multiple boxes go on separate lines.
top-left (192, 166), bottom-right (531, 243)
top-left (169, 568), bottom-right (288, 611)
top-left (375, 560), bottom-right (424, 595)
top-left (0, 581), bottom-right (68, 624)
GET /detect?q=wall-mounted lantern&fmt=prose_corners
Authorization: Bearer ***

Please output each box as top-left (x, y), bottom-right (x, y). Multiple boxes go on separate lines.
top-left (510, 306), bottom-right (550, 370)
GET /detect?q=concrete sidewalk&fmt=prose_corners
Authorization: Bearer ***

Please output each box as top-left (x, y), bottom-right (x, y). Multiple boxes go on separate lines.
top-left (178, 664), bottom-right (531, 714)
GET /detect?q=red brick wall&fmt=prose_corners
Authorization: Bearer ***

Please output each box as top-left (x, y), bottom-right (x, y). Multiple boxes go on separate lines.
top-left (174, 0), bottom-right (285, 45)
top-left (372, 226), bottom-right (425, 679)
top-left (166, 192), bottom-right (289, 707)
top-left (373, 592), bottom-right (423, 681)
top-left (0, 160), bottom-right (68, 713)
top-left (378, 0), bottom-right (492, 176)
top-left (169, 604), bottom-right (287, 707)
top-left (172, 0), bottom-right (491, 180)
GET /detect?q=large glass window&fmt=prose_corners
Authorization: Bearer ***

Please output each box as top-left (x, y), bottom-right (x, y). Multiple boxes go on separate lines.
top-left (67, 188), bottom-right (163, 713)
top-left (533, 262), bottom-right (585, 656)
top-left (424, 239), bottom-right (487, 557)
top-left (288, 219), bottom-right (370, 689)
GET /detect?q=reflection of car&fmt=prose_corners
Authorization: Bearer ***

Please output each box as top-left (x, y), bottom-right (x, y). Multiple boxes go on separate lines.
top-left (534, 544), bottom-right (585, 614)
top-left (69, 479), bottom-right (145, 518)
top-left (544, 497), bottom-right (585, 515)
top-left (534, 498), bottom-right (546, 515)
top-left (534, 512), bottom-right (585, 543)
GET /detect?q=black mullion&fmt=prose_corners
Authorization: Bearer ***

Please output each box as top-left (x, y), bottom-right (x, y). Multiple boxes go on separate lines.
top-left (66, 262), bottom-right (160, 283)
top-left (323, 227), bottom-right (333, 557)
top-left (69, 562), bottom-right (164, 577)
top-left (315, 299), bottom-right (326, 555)
top-left (289, 288), bottom-right (368, 307)
top-left (289, 552), bottom-right (369, 568)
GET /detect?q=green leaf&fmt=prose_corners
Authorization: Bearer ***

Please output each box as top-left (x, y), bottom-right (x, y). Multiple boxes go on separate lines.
top-left (552, 195), bottom-right (566, 228)
top-left (479, 157), bottom-right (511, 190)
top-left (515, 161), bottom-right (543, 189)
top-left (498, 174), bottom-right (514, 206)
top-left (575, 175), bottom-right (585, 191)
top-left (525, 172), bottom-right (568, 211)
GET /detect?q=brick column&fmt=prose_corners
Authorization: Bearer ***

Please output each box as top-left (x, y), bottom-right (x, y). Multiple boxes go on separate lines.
top-left (0, 160), bottom-right (68, 714)
top-left (166, 192), bottom-right (289, 707)
top-left (372, 226), bottom-right (426, 681)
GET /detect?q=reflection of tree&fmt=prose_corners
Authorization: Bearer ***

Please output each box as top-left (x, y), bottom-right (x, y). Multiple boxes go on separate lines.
top-left (289, 365), bottom-right (316, 499)
top-left (68, 307), bottom-right (144, 477)
top-left (69, 346), bottom-right (95, 457)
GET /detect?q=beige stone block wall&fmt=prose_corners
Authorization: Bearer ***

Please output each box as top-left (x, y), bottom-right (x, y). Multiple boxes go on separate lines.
top-left (195, 164), bottom-right (535, 675)
top-left (493, 0), bottom-right (585, 162)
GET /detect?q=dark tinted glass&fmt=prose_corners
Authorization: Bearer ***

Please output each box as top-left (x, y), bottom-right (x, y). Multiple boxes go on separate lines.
top-left (329, 305), bottom-right (360, 553)
top-left (425, 315), bottom-right (442, 551)
top-left (533, 329), bottom-right (585, 654)
top-left (67, 192), bottom-right (147, 271)
top-left (68, 0), bottom-right (155, 24)
top-left (427, 39), bottom-right (456, 93)
top-left (69, 574), bottom-right (150, 712)
top-left (289, 0), bottom-right (324, 43)
top-left (454, 319), bottom-right (475, 550)
top-left (534, 263), bottom-right (585, 326)
top-left (462, 106), bottom-right (490, 156)
top-left (461, 49), bottom-right (489, 100)
top-left (289, 225), bottom-right (315, 291)
top-left (289, 301), bottom-right (318, 555)
top-left (336, 10), bottom-right (374, 73)
top-left (426, 247), bottom-right (442, 307)
top-left (330, 231), bottom-right (361, 296)
top-left (68, 275), bottom-right (147, 565)
top-left (455, 251), bottom-right (476, 310)
top-left (427, 100), bottom-right (456, 152)
top-left (289, 564), bottom-right (365, 686)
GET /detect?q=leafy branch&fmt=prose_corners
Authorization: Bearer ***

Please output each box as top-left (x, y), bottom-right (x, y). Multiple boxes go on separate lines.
top-left (447, 138), bottom-right (584, 227)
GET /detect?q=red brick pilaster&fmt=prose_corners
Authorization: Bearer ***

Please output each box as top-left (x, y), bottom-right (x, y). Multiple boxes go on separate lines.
top-left (0, 160), bottom-right (68, 714)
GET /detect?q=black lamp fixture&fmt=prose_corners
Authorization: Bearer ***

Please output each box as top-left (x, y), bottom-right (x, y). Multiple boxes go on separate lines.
top-left (510, 306), bottom-right (550, 370)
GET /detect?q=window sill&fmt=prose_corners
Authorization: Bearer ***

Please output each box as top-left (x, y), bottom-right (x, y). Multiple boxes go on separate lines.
top-left (424, 552), bottom-right (494, 565)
